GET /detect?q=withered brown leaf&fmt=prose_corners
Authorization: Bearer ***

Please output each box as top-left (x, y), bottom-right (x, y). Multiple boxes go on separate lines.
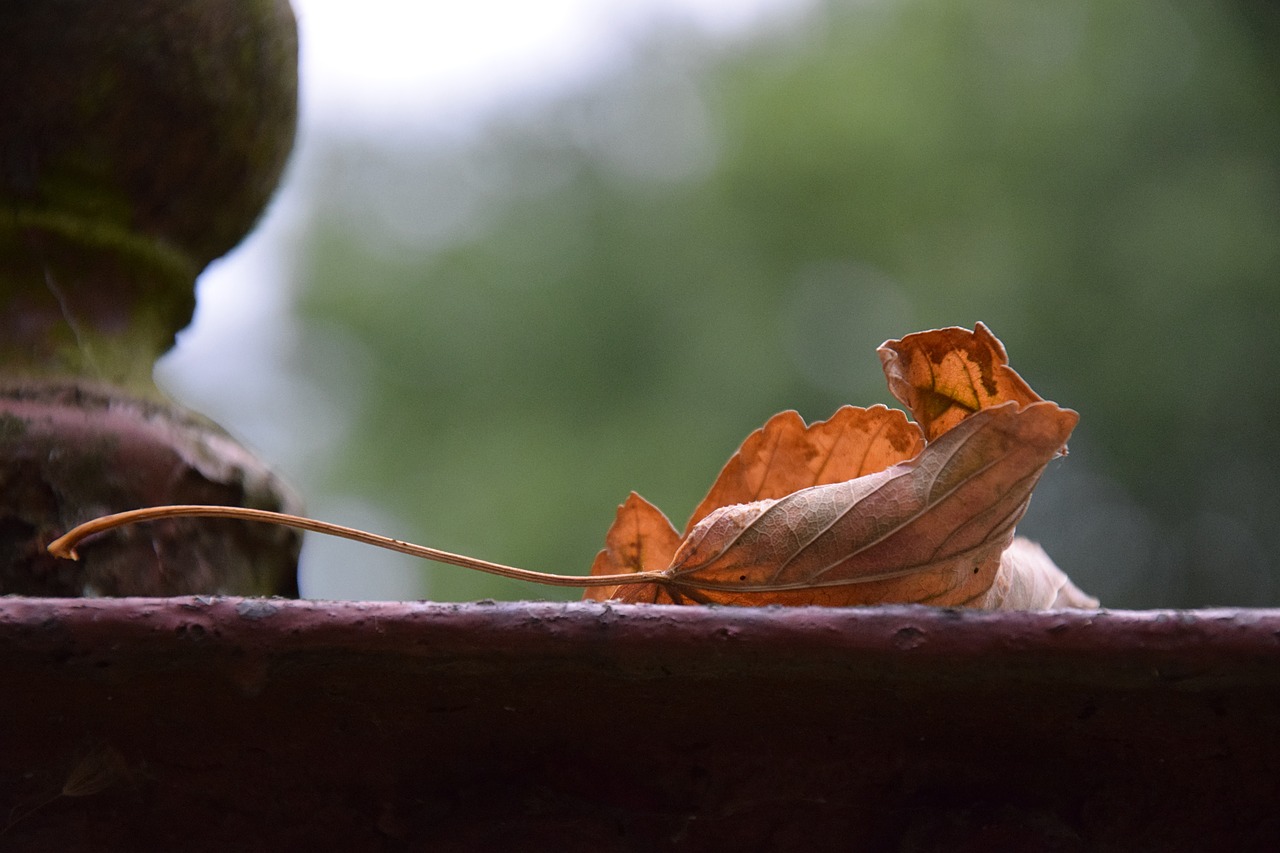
top-left (639, 402), bottom-right (1076, 605)
top-left (589, 324), bottom-right (1091, 609)
top-left (591, 405), bottom-right (926, 604)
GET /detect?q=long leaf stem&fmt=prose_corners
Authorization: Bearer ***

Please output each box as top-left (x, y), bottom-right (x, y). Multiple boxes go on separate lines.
top-left (46, 505), bottom-right (666, 589)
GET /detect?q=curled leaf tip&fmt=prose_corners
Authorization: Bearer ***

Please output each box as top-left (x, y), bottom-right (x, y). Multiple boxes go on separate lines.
top-left (878, 323), bottom-right (1044, 443)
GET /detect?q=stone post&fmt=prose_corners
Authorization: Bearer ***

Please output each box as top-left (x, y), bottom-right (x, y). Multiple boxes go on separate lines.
top-left (0, 0), bottom-right (302, 595)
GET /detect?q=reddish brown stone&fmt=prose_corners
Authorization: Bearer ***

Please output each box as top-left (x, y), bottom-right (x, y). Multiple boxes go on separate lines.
top-left (0, 383), bottom-right (299, 596)
top-left (0, 599), bottom-right (1276, 849)
top-left (1, 1), bottom-right (303, 594)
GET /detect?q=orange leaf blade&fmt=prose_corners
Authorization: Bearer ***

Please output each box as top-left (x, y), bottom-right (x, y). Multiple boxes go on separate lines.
top-left (684, 405), bottom-right (924, 534)
top-left (877, 322), bottom-right (1043, 442)
top-left (583, 492), bottom-right (681, 603)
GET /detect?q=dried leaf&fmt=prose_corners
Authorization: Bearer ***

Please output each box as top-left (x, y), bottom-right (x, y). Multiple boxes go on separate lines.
top-left (585, 493), bottom-right (681, 604)
top-left (599, 405), bottom-right (927, 604)
top-left (684, 405), bottom-right (924, 534)
top-left (983, 537), bottom-right (1099, 609)
top-left (648, 401), bottom-right (1077, 606)
top-left (585, 323), bottom-right (1091, 610)
top-left (878, 322), bottom-right (1043, 442)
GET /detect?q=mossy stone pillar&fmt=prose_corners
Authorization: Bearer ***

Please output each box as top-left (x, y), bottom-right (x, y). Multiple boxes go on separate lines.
top-left (0, 0), bottom-right (302, 595)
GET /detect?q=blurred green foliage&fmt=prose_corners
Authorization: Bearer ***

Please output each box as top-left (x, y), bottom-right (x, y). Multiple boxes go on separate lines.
top-left (291, 0), bottom-right (1280, 606)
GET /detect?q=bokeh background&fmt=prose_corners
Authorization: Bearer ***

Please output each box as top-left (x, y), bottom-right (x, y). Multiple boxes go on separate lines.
top-left (158, 0), bottom-right (1280, 607)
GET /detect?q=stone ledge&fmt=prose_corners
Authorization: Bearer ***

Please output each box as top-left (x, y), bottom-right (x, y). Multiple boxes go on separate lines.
top-left (2, 599), bottom-right (1277, 849)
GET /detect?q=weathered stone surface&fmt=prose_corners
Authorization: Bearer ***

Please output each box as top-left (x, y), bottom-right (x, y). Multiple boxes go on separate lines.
top-left (0, 382), bottom-right (299, 595)
top-left (0, 600), bottom-right (1276, 849)
top-left (0, 1), bottom-right (302, 593)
